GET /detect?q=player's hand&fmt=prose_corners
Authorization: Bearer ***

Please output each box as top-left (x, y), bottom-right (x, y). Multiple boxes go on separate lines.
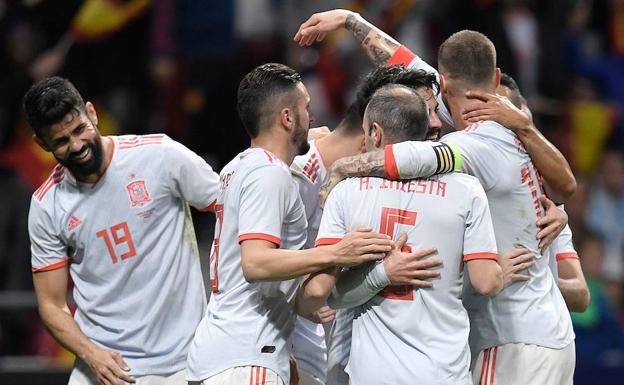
top-left (84, 346), bottom-right (135, 385)
top-left (498, 247), bottom-right (535, 288)
top-left (308, 126), bottom-right (331, 141)
top-left (289, 355), bottom-right (299, 385)
top-left (294, 9), bottom-right (354, 46)
top-left (331, 227), bottom-right (393, 267)
top-left (311, 305), bottom-right (337, 324)
top-left (384, 233), bottom-right (440, 287)
top-left (462, 90), bottom-right (533, 131)
top-left (536, 196), bottom-right (567, 253)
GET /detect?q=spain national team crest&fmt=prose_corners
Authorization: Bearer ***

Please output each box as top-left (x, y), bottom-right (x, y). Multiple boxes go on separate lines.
top-left (126, 180), bottom-right (152, 207)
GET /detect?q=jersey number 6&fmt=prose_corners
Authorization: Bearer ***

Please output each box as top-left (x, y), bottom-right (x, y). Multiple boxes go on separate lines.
top-left (378, 207), bottom-right (417, 301)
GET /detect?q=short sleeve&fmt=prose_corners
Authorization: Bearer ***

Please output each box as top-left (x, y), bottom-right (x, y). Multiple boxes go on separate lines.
top-left (238, 165), bottom-right (296, 247)
top-left (384, 141), bottom-right (460, 180)
top-left (551, 224), bottom-right (578, 262)
top-left (163, 137), bottom-right (219, 211)
top-left (29, 199), bottom-right (69, 272)
top-left (315, 181), bottom-right (348, 247)
top-left (442, 131), bottom-right (500, 191)
top-left (462, 180), bottom-right (498, 261)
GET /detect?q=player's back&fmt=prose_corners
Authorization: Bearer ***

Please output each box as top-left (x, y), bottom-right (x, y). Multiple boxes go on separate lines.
top-left (442, 122), bottom-right (574, 353)
top-left (186, 148), bottom-right (306, 383)
top-left (320, 173), bottom-right (496, 385)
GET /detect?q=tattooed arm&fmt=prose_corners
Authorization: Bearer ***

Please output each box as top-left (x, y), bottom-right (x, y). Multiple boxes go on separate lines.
top-left (319, 141), bottom-right (452, 204)
top-left (319, 149), bottom-right (385, 204)
top-left (294, 9), bottom-right (401, 66)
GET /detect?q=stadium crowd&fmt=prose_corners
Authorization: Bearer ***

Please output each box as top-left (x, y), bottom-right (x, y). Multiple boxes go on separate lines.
top-left (0, 0), bottom-right (623, 383)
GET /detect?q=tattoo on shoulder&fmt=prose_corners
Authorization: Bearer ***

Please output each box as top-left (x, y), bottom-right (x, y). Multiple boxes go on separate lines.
top-left (345, 14), bottom-right (371, 44)
top-left (337, 151), bottom-right (385, 178)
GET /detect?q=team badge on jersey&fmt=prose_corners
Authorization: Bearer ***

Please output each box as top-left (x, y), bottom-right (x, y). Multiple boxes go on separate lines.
top-left (126, 180), bottom-right (152, 207)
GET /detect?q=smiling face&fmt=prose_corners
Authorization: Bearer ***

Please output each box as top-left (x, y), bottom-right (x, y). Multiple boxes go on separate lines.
top-left (37, 102), bottom-right (104, 180)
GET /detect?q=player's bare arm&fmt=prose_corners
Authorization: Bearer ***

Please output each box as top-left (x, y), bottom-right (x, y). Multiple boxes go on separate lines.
top-left (319, 149), bottom-right (385, 204)
top-left (241, 227), bottom-right (393, 282)
top-left (296, 268), bottom-right (341, 321)
top-left (462, 90), bottom-right (577, 202)
top-left (497, 247), bottom-right (536, 288)
top-left (557, 258), bottom-right (590, 312)
top-left (466, 259), bottom-right (503, 296)
top-left (33, 267), bottom-right (135, 385)
top-left (294, 9), bottom-right (400, 66)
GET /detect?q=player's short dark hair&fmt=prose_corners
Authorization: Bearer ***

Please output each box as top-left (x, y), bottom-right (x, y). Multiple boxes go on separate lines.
top-left (365, 84), bottom-right (429, 143)
top-left (338, 66), bottom-right (439, 135)
top-left (237, 63), bottom-right (303, 138)
top-left (22, 76), bottom-right (86, 139)
top-left (500, 73), bottom-right (526, 109)
top-left (438, 30), bottom-right (496, 87)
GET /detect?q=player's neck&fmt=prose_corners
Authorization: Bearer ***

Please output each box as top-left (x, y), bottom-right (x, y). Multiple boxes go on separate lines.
top-left (251, 136), bottom-right (296, 165)
top-left (315, 131), bottom-right (362, 169)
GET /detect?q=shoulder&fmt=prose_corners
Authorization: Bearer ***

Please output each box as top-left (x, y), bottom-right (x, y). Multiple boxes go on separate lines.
top-left (32, 164), bottom-right (66, 204)
top-left (240, 149), bottom-right (293, 184)
top-left (438, 173), bottom-right (487, 197)
top-left (116, 134), bottom-right (169, 151)
top-left (291, 144), bottom-right (322, 185)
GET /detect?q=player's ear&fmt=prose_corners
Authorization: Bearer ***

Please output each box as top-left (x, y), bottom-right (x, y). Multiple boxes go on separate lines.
top-left (372, 122), bottom-right (383, 148)
top-left (440, 74), bottom-right (447, 95)
top-left (280, 107), bottom-right (294, 133)
top-left (33, 134), bottom-right (51, 152)
top-left (494, 68), bottom-right (502, 89)
top-left (85, 101), bottom-right (98, 126)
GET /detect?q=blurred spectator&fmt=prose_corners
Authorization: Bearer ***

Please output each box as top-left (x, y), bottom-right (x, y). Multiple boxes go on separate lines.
top-left (585, 150), bottom-right (624, 284)
top-left (572, 234), bottom-right (624, 367)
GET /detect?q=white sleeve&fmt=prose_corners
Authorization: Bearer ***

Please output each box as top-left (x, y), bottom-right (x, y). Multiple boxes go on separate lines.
top-left (384, 141), bottom-right (460, 180)
top-left (462, 180), bottom-right (498, 261)
top-left (551, 224), bottom-right (578, 262)
top-left (314, 181), bottom-right (348, 247)
top-left (441, 131), bottom-right (501, 191)
top-left (163, 137), bottom-right (219, 211)
top-left (292, 174), bottom-right (318, 224)
top-left (238, 165), bottom-right (297, 247)
top-left (28, 199), bottom-right (69, 272)
top-left (328, 262), bottom-right (390, 309)
top-left (387, 45), bottom-right (453, 126)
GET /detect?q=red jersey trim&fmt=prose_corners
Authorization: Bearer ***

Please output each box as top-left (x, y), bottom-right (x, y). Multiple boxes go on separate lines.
top-left (315, 237), bottom-right (342, 247)
top-left (384, 145), bottom-right (400, 180)
top-left (387, 45), bottom-right (417, 66)
top-left (464, 252), bottom-right (498, 261)
top-left (34, 165), bottom-right (65, 201)
top-left (556, 252), bottom-right (579, 262)
top-left (238, 233), bottom-right (281, 247)
top-left (32, 257), bottom-right (71, 273)
top-left (199, 199), bottom-right (217, 212)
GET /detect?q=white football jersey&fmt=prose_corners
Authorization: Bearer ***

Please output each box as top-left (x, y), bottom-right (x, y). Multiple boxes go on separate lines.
top-left (317, 173), bottom-right (498, 385)
top-left (387, 121), bottom-right (575, 354)
top-left (186, 148), bottom-right (307, 384)
top-left (290, 142), bottom-right (328, 382)
top-left (29, 134), bottom-right (219, 376)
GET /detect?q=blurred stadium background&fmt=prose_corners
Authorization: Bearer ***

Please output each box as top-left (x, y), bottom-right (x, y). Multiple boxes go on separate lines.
top-left (0, 0), bottom-right (623, 384)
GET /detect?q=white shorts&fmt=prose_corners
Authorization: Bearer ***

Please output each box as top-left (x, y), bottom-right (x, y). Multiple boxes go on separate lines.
top-left (298, 369), bottom-right (325, 385)
top-left (68, 359), bottom-right (186, 385)
top-left (189, 366), bottom-right (285, 385)
top-left (471, 342), bottom-right (575, 385)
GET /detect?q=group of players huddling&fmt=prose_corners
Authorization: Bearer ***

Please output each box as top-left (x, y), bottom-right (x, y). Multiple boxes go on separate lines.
top-left (25, 8), bottom-right (589, 385)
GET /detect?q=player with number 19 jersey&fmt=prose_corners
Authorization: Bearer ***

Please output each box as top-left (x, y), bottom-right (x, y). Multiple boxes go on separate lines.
top-left (316, 173), bottom-right (498, 385)
top-left (186, 148), bottom-right (307, 384)
top-left (28, 134), bottom-right (219, 376)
